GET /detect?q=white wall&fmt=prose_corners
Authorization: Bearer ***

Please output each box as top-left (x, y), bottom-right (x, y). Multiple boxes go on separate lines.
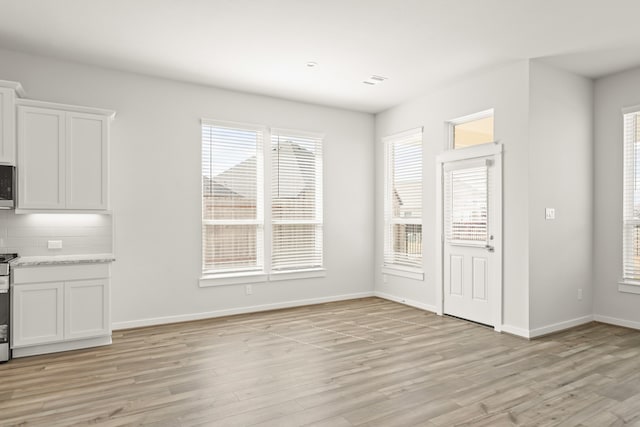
top-left (374, 60), bottom-right (531, 333)
top-left (593, 66), bottom-right (640, 328)
top-left (0, 48), bottom-right (375, 328)
top-left (528, 61), bottom-right (593, 333)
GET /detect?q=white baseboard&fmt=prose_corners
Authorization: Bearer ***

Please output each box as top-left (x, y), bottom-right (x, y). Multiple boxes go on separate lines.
top-left (13, 336), bottom-right (112, 358)
top-left (529, 315), bottom-right (594, 338)
top-left (500, 324), bottom-right (531, 339)
top-left (373, 291), bottom-right (438, 313)
top-left (112, 291), bottom-right (375, 330)
top-left (501, 315), bottom-right (595, 339)
top-left (594, 314), bottom-right (640, 330)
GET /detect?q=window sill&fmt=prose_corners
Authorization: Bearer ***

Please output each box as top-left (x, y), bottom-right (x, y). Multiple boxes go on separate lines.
top-left (618, 281), bottom-right (640, 294)
top-left (382, 265), bottom-right (424, 281)
top-left (199, 271), bottom-right (268, 287)
top-left (269, 268), bottom-right (326, 282)
top-left (199, 268), bottom-right (327, 287)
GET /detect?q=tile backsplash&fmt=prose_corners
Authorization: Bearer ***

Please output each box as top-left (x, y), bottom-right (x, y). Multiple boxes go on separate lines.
top-left (0, 211), bottom-right (112, 256)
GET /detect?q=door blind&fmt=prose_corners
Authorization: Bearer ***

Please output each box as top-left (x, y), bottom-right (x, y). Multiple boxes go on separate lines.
top-left (201, 121), bottom-right (264, 273)
top-left (383, 128), bottom-right (423, 268)
top-left (444, 164), bottom-right (488, 243)
top-left (271, 130), bottom-right (323, 271)
top-left (623, 111), bottom-right (640, 282)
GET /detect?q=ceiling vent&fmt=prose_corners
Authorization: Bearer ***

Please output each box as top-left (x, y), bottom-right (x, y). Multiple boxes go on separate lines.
top-left (363, 75), bottom-right (389, 85)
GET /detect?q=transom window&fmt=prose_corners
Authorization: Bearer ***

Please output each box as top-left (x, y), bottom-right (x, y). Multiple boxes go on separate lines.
top-left (450, 110), bottom-right (494, 149)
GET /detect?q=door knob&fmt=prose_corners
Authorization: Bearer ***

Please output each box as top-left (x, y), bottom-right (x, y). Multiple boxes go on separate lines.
top-left (485, 245), bottom-right (495, 253)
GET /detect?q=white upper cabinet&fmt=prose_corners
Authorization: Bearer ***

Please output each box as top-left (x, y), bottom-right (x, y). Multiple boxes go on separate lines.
top-left (18, 107), bottom-right (66, 209)
top-left (67, 112), bottom-right (108, 210)
top-left (0, 80), bottom-right (25, 165)
top-left (17, 100), bottom-right (114, 211)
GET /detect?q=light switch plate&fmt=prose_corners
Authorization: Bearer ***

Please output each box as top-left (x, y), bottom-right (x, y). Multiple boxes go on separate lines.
top-left (545, 208), bottom-right (555, 220)
top-left (48, 240), bottom-right (63, 249)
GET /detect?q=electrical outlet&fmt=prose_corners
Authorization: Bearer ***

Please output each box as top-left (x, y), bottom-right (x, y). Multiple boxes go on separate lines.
top-left (545, 208), bottom-right (556, 220)
top-left (577, 288), bottom-right (583, 300)
top-left (48, 240), bottom-right (63, 249)
top-left (245, 284), bottom-right (253, 295)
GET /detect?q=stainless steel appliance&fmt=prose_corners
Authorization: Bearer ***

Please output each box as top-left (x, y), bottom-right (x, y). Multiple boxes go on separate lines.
top-left (0, 253), bottom-right (18, 362)
top-left (0, 165), bottom-right (15, 209)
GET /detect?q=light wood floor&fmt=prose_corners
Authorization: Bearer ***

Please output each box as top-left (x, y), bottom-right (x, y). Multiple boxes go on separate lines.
top-left (1, 297), bottom-right (640, 426)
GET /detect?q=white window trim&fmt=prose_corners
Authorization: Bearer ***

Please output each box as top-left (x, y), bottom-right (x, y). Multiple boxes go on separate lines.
top-left (620, 107), bottom-right (640, 291)
top-left (199, 268), bottom-right (327, 287)
top-left (200, 119), bottom-right (266, 274)
top-left (618, 281), bottom-right (640, 294)
top-left (270, 127), bottom-right (324, 272)
top-left (446, 108), bottom-right (495, 150)
top-left (382, 127), bottom-right (424, 276)
top-left (200, 119), bottom-right (325, 284)
top-left (381, 265), bottom-right (424, 281)
top-left (200, 271), bottom-right (268, 287)
top-left (269, 268), bottom-right (326, 282)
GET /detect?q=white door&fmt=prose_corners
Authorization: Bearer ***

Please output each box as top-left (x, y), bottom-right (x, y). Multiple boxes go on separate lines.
top-left (442, 154), bottom-right (500, 326)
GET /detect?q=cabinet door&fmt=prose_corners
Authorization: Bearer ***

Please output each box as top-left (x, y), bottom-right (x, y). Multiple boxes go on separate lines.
top-left (12, 282), bottom-right (64, 347)
top-left (64, 279), bottom-right (110, 340)
top-left (0, 88), bottom-right (16, 165)
top-left (66, 113), bottom-right (108, 209)
top-left (18, 106), bottom-right (66, 209)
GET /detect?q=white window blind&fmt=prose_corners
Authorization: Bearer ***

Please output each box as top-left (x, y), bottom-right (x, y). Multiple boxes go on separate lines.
top-left (383, 128), bottom-right (423, 269)
top-left (623, 111), bottom-right (640, 282)
top-left (202, 121), bottom-right (264, 273)
top-left (444, 164), bottom-right (488, 243)
top-left (271, 130), bottom-right (323, 271)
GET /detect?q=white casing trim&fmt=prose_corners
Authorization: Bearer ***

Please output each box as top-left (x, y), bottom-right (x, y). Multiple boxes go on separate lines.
top-left (112, 292), bottom-right (374, 330)
top-left (618, 282), bottom-right (640, 294)
top-left (381, 266), bottom-right (424, 281)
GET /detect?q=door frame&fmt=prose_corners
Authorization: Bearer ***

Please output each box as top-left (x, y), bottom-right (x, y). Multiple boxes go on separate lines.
top-left (435, 142), bottom-right (503, 332)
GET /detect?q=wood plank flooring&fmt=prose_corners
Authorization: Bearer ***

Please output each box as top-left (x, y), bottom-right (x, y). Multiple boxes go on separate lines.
top-left (1, 297), bottom-right (640, 426)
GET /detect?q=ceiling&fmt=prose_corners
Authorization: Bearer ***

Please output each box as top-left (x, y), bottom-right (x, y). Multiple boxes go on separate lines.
top-left (0, 0), bottom-right (639, 113)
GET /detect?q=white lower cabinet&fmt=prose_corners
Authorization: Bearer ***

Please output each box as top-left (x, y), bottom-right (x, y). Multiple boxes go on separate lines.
top-left (12, 263), bottom-right (111, 357)
top-left (13, 282), bottom-right (64, 347)
top-left (64, 279), bottom-right (109, 340)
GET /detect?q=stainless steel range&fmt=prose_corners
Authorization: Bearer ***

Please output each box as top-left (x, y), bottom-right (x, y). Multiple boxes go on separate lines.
top-left (0, 253), bottom-right (18, 362)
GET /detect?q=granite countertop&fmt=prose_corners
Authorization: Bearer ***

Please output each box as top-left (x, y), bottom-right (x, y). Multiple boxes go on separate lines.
top-left (10, 253), bottom-right (115, 267)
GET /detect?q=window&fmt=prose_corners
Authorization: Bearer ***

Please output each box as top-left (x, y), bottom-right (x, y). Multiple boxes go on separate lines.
top-left (622, 110), bottom-right (640, 286)
top-left (271, 130), bottom-right (323, 271)
top-left (201, 121), bottom-right (264, 274)
top-left (444, 162), bottom-right (488, 244)
top-left (383, 128), bottom-right (423, 271)
top-left (201, 121), bottom-right (323, 281)
top-left (450, 110), bottom-right (494, 149)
